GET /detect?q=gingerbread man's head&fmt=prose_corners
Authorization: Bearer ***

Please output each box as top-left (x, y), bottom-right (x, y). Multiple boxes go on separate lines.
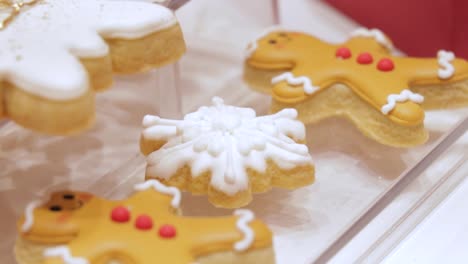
top-left (246, 31), bottom-right (328, 70)
top-left (17, 191), bottom-right (98, 244)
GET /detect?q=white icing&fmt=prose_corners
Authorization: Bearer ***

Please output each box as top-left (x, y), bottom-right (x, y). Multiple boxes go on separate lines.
top-left (21, 199), bottom-right (42, 233)
top-left (244, 26), bottom-right (284, 58)
top-left (381, 89), bottom-right (424, 115)
top-left (0, 0), bottom-right (176, 100)
top-left (44, 246), bottom-right (89, 264)
top-left (271, 72), bottom-right (320, 95)
top-left (350, 27), bottom-right (393, 51)
top-left (437, 50), bottom-right (455, 79)
top-left (233, 209), bottom-right (255, 252)
top-left (134, 179), bottom-right (181, 209)
top-left (142, 97), bottom-right (313, 195)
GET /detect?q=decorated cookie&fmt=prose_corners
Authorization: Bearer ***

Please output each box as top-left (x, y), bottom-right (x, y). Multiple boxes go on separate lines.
top-left (140, 97), bottom-right (315, 208)
top-left (15, 180), bottom-right (275, 264)
top-left (0, 0), bottom-right (186, 134)
top-left (243, 27), bottom-right (468, 147)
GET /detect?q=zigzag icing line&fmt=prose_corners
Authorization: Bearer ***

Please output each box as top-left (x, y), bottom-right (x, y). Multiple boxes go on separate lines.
top-left (134, 179), bottom-right (181, 209)
top-left (350, 27), bottom-right (393, 51)
top-left (437, 50), bottom-right (455, 79)
top-left (381, 89), bottom-right (424, 115)
top-left (233, 209), bottom-right (255, 251)
top-left (44, 246), bottom-right (89, 264)
top-left (272, 72), bottom-right (319, 94)
top-left (21, 200), bottom-right (42, 232)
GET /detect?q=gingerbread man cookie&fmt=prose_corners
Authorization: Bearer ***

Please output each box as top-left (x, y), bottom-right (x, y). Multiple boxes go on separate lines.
top-left (243, 28), bottom-right (468, 147)
top-left (15, 180), bottom-right (275, 264)
top-left (0, 0), bottom-right (185, 134)
top-left (140, 97), bottom-right (315, 208)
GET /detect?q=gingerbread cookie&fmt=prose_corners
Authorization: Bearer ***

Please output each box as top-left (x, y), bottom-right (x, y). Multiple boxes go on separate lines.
top-left (243, 28), bottom-right (468, 147)
top-left (0, 0), bottom-right (185, 134)
top-left (15, 180), bottom-right (275, 264)
top-left (140, 97), bottom-right (315, 208)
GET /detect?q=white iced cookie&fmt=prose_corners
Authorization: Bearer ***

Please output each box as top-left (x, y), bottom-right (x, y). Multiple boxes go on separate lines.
top-left (0, 0), bottom-right (186, 134)
top-left (140, 97), bottom-right (315, 208)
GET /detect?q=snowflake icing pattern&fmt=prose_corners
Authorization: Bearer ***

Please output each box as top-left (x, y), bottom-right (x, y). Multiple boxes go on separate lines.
top-left (142, 97), bottom-right (313, 195)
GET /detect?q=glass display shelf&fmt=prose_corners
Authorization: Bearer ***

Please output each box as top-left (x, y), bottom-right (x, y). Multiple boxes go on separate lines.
top-left (1, 1), bottom-right (467, 263)
top-left (1, 72), bottom-right (466, 264)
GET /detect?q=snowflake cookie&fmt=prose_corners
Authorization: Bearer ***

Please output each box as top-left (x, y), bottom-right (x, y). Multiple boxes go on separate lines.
top-left (243, 28), bottom-right (468, 147)
top-left (0, 0), bottom-right (185, 134)
top-left (15, 180), bottom-right (275, 264)
top-left (140, 97), bottom-right (315, 208)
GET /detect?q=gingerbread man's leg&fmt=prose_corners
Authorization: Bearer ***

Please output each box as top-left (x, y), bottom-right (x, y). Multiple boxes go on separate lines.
top-left (398, 56), bottom-right (468, 109)
top-left (181, 211), bottom-right (273, 263)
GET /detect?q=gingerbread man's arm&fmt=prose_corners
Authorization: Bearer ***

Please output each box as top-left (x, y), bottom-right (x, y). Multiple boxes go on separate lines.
top-left (270, 66), bottom-right (341, 103)
top-left (42, 242), bottom-right (97, 264)
top-left (346, 28), bottom-right (394, 53)
top-left (183, 210), bottom-right (273, 258)
top-left (43, 233), bottom-right (137, 264)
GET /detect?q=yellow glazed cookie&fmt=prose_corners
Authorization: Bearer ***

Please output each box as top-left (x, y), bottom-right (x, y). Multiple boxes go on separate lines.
top-left (140, 97), bottom-right (315, 208)
top-left (15, 180), bottom-right (275, 264)
top-left (0, 0), bottom-right (185, 135)
top-left (243, 28), bottom-right (468, 147)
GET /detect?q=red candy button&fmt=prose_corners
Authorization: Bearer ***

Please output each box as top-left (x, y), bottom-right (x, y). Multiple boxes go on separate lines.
top-left (357, 52), bottom-right (373, 64)
top-left (159, 224), bottom-right (177, 238)
top-left (377, 58), bottom-right (395, 71)
top-left (111, 206), bottom-right (130, 223)
top-left (135, 215), bottom-right (153, 230)
top-left (335, 47), bottom-right (352, 59)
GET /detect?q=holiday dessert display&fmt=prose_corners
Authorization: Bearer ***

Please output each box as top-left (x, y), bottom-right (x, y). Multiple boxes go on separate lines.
top-left (140, 97), bottom-right (315, 208)
top-left (15, 180), bottom-right (275, 264)
top-left (243, 27), bottom-right (468, 147)
top-left (0, 0), bottom-right (186, 134)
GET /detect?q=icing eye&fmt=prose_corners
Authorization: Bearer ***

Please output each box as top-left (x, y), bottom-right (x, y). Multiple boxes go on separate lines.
top-left (268, 39), bottom-right (277, 44)
top-left (63, 194), bottom-right (75, 200)
top-left (49, 205), bottom-right (62, 212)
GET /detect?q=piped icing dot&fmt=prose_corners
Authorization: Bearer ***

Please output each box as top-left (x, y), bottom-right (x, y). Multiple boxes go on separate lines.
top-left (111, 206), bottom-right (131, 223)
top-left (135, 215), bottom-right (153, 230)
top-left (335, 47), bottom-right (352, 59)
top-left (357, 52), bottom-right (374, 64)
top-left (377, 58), bottom-right (395, 71)
top-left (159, 224), bottom-right (177, 238)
